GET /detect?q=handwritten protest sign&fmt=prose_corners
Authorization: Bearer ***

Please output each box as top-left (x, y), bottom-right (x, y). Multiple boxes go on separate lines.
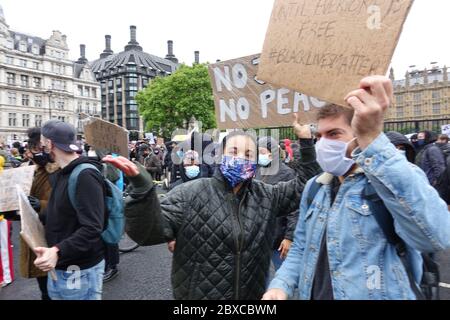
top-left (84, 117), bottom-right (129, 158)
top-left (17, 185), bottom-right (57, 280)
top-left (208, 54), bottom-right (326, 130)
top-left (442, 125), bottom-right (450, 136)
top-left (258, 0), bottom-right (414, 106)
top-left (0, 165), bottom-right (36, 212)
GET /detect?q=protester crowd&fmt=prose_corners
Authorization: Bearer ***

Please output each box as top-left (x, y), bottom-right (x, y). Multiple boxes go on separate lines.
top-left (0, 76), bottom-right (450, 300)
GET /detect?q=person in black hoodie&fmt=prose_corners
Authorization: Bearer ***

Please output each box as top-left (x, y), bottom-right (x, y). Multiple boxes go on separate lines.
top-left (34, 120), bottom-right (106, 300)
top-left (255, 137), bottom-right (300, 274)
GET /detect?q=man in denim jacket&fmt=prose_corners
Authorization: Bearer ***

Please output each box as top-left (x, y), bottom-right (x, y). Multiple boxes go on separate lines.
top-left (263, 76), bottom-right (450, 300)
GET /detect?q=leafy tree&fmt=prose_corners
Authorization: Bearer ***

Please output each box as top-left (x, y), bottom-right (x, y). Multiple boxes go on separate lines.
top-left (137, 63), bottom-right (216, 139)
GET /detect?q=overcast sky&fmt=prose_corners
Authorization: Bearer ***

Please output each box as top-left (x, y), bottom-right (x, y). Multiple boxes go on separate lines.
top-left (1, 0), bottom-right (449, 79)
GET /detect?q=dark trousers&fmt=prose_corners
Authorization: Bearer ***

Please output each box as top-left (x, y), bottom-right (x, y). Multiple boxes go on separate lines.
top-left (37, 276), bottom-right (50, 300)
top-left (104, 243), bottom-right (120, 270)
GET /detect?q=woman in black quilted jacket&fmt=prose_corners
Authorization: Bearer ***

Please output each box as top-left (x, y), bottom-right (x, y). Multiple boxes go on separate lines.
top-left (104, 121), bottom-right (320, 300)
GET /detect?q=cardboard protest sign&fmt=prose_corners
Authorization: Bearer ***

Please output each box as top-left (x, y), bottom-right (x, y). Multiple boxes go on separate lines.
top-left (0, 165), bottom-right (36, 212)
top-left (208, 54), bottom-right (326, 130)
top-left (83, 117), bottom-right (129, 158)
top-left (442, 124), bottom-right (450, 136)
top-left (17, 185), bottom-right (57, 280)
top-left (258, 0), bottom-right (414, 106)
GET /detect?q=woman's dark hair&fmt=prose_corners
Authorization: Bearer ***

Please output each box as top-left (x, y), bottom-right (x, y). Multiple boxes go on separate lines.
top-left (221, 131), bottom-right (257, 152)
top-left (26, 127), bottom-right (42, 149)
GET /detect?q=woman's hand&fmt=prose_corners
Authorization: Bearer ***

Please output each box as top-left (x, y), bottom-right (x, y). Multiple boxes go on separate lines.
top-left (103, 155), bottom-right (140, 177)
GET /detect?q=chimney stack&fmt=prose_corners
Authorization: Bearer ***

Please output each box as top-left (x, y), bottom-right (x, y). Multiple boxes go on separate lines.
top-left (125, 25), bottom-right (142, 51)
top-left (100, 35), bottom-right (114, 59)
top-left (168, 40), bottom-right (173, 56)
top-left (194, 51), bottom-right (200, 64)
top-left (130, 25), bottom-right (137, 43)
top-left (105, 35), bottom-right (111, 51)
top-left (165, 40), bottom-right (178, 64)
top-left (77, 44), bottom-right (88, 64)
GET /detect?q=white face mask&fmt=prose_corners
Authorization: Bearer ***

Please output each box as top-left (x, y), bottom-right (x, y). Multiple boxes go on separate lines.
top-left (315, 138), bottom-right (356, 177)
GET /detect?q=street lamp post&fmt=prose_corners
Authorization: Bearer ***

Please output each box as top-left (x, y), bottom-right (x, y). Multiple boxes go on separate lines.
top-left (46, 89), bottom-right (53, 121)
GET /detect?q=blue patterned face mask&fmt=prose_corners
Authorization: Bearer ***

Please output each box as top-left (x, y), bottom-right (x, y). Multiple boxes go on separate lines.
top-left (220, 156), bottom-right (257, 188)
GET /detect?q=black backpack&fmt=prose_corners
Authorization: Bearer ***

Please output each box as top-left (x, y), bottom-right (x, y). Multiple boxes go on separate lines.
top-left (306, 177), bottom-right (441, 300)
top-left (435, 146), bottom-right (450, 204)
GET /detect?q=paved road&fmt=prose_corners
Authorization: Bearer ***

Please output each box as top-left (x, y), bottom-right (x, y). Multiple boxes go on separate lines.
top-left (0, 221), bottom-right (173, 300)
top-left (1, 222), bottom-right (450, 300)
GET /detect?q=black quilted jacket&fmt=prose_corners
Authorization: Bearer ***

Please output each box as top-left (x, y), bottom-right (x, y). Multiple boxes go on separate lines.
top-left (124, 139), bottom-right (320, 300)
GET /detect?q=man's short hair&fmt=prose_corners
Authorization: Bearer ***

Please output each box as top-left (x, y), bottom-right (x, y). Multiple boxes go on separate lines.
top-left (438, 134), bottom-right (449, 143)
top-left (316, 103), bottom-right (354, 125)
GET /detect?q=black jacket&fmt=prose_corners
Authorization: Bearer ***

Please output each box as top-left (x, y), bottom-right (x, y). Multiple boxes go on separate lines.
top-left (255, 159), bottom-right (298, 250)
top-left (124, 139), bottom-right (319, 300)
top-left (44, 157), bottom-right (106, 270)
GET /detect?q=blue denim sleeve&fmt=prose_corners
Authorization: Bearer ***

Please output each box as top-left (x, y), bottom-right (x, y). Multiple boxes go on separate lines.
top-left (268, 178), bottom-right (313, 297)
top-left (353, 133), bottom-right (450, 253)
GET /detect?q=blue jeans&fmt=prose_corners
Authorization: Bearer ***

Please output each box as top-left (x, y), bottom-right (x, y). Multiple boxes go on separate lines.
top-left (272, 250), bottom-right (284, 271)
top-left (48, 260), bottom-right (105, 300)
top-left (266, 250), bottom-right (284, 289)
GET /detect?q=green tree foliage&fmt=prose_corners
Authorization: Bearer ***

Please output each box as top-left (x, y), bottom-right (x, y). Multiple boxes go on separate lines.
top-left (137, 63), bottom-right (216, 138)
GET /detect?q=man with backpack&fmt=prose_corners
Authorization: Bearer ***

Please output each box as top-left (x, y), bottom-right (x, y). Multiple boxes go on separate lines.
top-left (263, 76), bottom-right (450, 300)
top-left (33, 120), bottom-right (108, 300)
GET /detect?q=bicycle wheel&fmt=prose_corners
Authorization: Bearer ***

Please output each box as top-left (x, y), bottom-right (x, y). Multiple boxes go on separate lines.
top-left (119, 232), bottom-right (139, 253)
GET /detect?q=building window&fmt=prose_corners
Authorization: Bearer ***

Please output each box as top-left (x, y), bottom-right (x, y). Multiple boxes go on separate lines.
top-left (78, 85), bottom-right (83, 96)
top-left (57, 99), bottom-right (65, 110)
top-left (127, 77), bottom-right (138, 84)
top-left (35, 115), bottom-right (43, 127)
top-left (432, 103), bottom-right (441, 115)
top-left (33, 77), bottom-right (42, 88)
top-left (22, 94), bottom-right (30, 106)
top-left (414, 92), bottom-right (422, 102)
top-left (396, 107), bottom-right (404, 118)
top-left (86, 102), bottom-right (90, 114)
top-left (32, 45), bottom-right (39, 55)
top-left (6, 39), bottom-right (13, 49)
top-left (127, 65), bottom-right (137, 72)
top-left (21, 75), bottom-right (29, 87)
top-left (8, 113), bottom-right (17, 127)
top-left (6, 56), bottom-right (14, 64)
top-left (52, 79), bottom-right (64, 90)
top-left (57, 116), bottom-right (66, 122)
top-left (22, 114), bottom-right (30, 127)
top-left (7, 92), bottom-right (17, 105)
top-left (34, 96), bottom-right (42, 107)
top-left (92, 88), bottom-right (97, 99)
top-left (53, 64), bottom-right (62, 74)
top-left (84, 87), bottom-right (90, 97)
top-left (7, 73), bottom-right (16, 85)
top-left (108, 80), bottom-right (114, 88)
top-left (396, 94), bottom-right (404, 105)
top-left (32, 62), bottom-right (40, 70)
top-left (414, 105), bottom-right (421, 116)
top-left (116, 78), bottom-right (122, 86)
top-left (77, 101), bottom-right (83, 113)
top-left (432, 90), bottom-right (441, 100)
top-left (19, 42), bottom-right (27, 52)
top-left (19, 59), bottom-right (27, 68)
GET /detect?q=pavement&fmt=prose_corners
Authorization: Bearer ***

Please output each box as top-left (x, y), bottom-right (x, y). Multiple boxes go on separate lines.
top-left (1, 221), bottom-right (450, 300)
top-left (0, 221), bottom-right (173, 300)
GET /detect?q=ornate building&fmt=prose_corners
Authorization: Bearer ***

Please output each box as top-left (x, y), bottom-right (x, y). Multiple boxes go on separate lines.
top-left (91, 26), bottom-right (179, 137)
top-left (0, 5), bottom-right (100, 144)
top-left (387, 66), bottom-right (450, 125)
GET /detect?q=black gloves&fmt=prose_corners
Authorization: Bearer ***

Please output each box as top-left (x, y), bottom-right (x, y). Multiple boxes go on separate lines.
top-left (28, 196), bottom-right (41, 213)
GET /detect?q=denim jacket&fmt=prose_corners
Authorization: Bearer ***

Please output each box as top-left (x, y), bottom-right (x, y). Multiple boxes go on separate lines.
top-left (269, 133), bottom-right (450, 300)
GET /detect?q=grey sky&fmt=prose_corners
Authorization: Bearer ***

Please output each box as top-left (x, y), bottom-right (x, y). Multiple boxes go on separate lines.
top-left (2, 0), bottom-right (449, 79)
